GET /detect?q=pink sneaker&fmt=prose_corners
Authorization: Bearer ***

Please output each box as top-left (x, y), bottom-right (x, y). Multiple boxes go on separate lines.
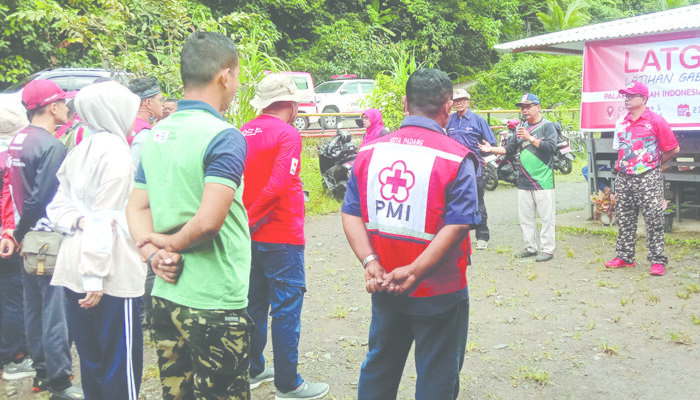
top-left (650, 264), bottom-right (665, 276)
top-left (604, 257), bottom-right (636, 268)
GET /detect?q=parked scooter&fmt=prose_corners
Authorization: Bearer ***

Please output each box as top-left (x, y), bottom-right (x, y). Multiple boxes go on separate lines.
top-left (552, 121), bottom-right (575, 174)
top-left (318, 122), bottom-right (358, 200)
top-left (483, 119), bottom-right (521, 191)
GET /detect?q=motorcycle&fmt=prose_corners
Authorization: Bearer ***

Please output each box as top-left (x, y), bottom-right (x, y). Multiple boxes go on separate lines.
top-left (483, 119), bottom-right (521, 191)
top-left (552, 121), bottom-right (575, 174)
top-left (318, 122), bottom-right (358, 200)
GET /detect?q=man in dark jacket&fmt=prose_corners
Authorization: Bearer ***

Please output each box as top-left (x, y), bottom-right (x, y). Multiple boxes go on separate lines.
top-left (0, 80), bottom-right (83, 399)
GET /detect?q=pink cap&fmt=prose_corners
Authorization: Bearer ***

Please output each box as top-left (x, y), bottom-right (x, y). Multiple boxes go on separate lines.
top-left (619, 81), bottom-right (649, 98)
top-left (21, 80), bottom-right (76, 110)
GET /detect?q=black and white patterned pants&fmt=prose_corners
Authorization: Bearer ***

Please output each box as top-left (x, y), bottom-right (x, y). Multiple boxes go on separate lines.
top-left (614, 168), bottom-right (668, 265)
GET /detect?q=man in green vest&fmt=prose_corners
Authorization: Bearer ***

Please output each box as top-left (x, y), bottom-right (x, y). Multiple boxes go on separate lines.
top-left (126, 31), bottom-right (252, 399)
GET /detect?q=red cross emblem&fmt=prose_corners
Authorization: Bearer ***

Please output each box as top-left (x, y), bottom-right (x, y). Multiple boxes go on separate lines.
top-left (379, 160), bottom-right (415, 203)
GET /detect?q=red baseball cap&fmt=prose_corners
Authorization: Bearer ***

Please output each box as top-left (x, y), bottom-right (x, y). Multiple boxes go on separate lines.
top-left (619, 81), bottom-right (649, 98)
top-left (21, 79), bottom-right (77, 110)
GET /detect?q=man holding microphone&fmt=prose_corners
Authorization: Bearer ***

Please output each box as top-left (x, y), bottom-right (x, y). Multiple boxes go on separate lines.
top-left (479, 93), bottom-right (558, 262)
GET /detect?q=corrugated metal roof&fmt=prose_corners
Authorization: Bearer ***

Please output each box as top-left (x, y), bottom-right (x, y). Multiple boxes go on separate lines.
top-left (494, 5), bottom-right (700, 54)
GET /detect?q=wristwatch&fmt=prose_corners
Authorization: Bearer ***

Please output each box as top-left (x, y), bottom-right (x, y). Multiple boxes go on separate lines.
top-left (362, 254), bottom-right (379, 268)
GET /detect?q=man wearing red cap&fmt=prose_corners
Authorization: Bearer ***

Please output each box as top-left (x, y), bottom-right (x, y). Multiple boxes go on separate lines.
top-left (0, 79), bottom-right (83, 399)
top-left (605, 81), bottom-right (679, 276)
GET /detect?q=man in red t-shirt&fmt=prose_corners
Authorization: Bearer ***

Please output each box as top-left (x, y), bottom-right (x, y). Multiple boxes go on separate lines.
top-left (241, 74), bottom-right (329, 400)
top-left (605, 81), bottom-right (679, 276)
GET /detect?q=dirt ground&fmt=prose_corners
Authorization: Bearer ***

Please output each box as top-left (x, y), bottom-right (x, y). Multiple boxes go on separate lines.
top-left (2, 181), bottom-right (699, 399)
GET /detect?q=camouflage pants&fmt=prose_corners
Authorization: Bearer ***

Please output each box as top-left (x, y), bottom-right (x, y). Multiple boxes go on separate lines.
top-left (151, 296), bottom-right (252, 400)
top-left (614, 168), bottom-right (668, 265)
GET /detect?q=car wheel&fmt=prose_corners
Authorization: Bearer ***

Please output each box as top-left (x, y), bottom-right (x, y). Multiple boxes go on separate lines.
top-left (321, 107), bottom-right (339, 129)
top-left (294, 115), bottom-right (309, 130)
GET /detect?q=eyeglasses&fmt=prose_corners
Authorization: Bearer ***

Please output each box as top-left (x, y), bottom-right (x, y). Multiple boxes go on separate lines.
top-left (624, 94), bottom-right (644, 99)
top-left (453, 98), bottom-right (470, 103)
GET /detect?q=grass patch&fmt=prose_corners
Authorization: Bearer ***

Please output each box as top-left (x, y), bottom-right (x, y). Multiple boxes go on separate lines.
top-left (691, 315), bottom-right (700, 325)
top-left (557, 226), bottom-right (618, 242)
top-left (329, 305), bottom-right (350, 319)
top-left (669, 331), bottom-right (694, 345)
top-left (465, 341), bottom-right (481, 353)
top-left (644, 294), bottom-right (660, 305)
top-left (600, 343), bottom-right (618, 355)
top-left (554, 156), bottom-right (587, 183)
top-left (516, 366), bottom-right (551, 386)
top-left (599, 280), bottom-right (620, 289)
top-left (301, 137), bottom-right (344, 215)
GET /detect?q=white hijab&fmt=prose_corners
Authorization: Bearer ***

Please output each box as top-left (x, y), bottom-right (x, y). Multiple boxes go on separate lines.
top-left (75, 81), bottom-right (140, 141)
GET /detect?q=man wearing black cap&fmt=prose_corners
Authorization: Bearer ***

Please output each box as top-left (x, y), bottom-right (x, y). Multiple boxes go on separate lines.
top-left (0, 79), bottom-right (83, 399)
top-left (480, 93), bottom-right (558, 262)
top-left (605, 81), bottom-right (679, 276)
top-left (127, 76), bottom-right (164, 168)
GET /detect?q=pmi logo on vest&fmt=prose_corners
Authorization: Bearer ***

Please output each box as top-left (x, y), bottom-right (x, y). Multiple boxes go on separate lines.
top-left (376, 160), bottom-right (415, 221)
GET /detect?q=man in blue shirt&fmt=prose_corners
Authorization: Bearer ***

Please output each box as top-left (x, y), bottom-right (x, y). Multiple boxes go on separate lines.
top-left (446, 89), bottom-right (497, 250)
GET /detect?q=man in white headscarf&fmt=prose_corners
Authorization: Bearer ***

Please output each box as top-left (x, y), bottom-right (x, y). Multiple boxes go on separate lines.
top-left (47, 81), bottom-right (163, 400)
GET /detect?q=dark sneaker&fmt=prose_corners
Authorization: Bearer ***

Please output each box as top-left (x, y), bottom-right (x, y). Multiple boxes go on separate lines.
top-left (49, 385), bottom-right (84, 400)
top-left (275, 382), bottom-right (329, 400)
top-left (514, 250), bottom-right (537, 258)
top-left (250, 367), bottom-right (274, 390)
top-left (33, 376), bottom-right (49, 392)
top-left (535, 253), bottom-right (553, 262)
top-left (2, 357), bottom-right (35, 380)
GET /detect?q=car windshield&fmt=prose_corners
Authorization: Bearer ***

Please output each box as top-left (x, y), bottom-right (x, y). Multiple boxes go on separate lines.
top-left (315, 81), bottom-right (343, 93)
top-left (293, 77), bottom-right (309, 90)
top-left (3, 72), bottom-right (42, 92)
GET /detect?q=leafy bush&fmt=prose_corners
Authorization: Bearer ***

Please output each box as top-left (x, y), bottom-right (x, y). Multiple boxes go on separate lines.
top-left (362, 50), bottom-right (427, 131)
top-left (468, 53), bottom-right (582, 110)
top-left (288, 15), bottom-right (406, 82)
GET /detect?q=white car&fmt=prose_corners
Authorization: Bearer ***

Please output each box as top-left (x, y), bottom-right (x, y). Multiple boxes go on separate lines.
top-left (315, 78), bottom-right (375, 129)
top-left (281, 71), bottom-right (319, 131)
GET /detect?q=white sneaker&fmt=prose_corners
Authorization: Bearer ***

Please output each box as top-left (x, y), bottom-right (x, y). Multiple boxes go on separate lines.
top-left (3, 357), bottom-right (35, 380)
top-left (276, 382), bottom-right (329, 399)
top-left (475, 240), bottom-right (488, 250)
top-left (250, 367), bottom-right (274, 390)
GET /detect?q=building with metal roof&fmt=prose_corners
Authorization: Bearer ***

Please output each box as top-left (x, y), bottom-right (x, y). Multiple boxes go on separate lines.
top-left (494, 4), bottom-right (700, 55)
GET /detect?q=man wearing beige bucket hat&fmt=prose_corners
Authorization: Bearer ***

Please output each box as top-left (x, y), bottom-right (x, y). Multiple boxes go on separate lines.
top-left (241, 73), bottom-right (329, 399)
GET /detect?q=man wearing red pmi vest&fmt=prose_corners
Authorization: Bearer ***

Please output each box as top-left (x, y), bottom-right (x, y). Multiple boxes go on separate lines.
top-left (342, 68), bottom-right (480, 400)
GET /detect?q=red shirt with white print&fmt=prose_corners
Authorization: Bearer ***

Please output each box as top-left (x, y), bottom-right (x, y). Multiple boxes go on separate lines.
top-left (241, 115), bottom-right (305, 245)
top-left (613, 108), bottom-right (678, 175)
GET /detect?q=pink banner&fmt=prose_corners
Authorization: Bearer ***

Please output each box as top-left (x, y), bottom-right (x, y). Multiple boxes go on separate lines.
top-left (581, 31), bottom-right (700, 131)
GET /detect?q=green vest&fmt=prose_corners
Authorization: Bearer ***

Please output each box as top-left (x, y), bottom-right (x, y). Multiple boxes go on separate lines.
top-left (137, 109), bottom-right (251, 310)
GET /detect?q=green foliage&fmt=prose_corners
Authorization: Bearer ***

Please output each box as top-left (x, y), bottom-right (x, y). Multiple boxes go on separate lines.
top-left (289, 15), bottom-right (406, 82)
top-left (300, 137), bottom-right (343, 215)
top-left (362, 50), bottom-right (426, 130)
top-left (222, 12), bottom-right (288, 126)
top-left (468, 53), bottom-right (582, 110)
top-left (537, 0), bottom-right (591, 32)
